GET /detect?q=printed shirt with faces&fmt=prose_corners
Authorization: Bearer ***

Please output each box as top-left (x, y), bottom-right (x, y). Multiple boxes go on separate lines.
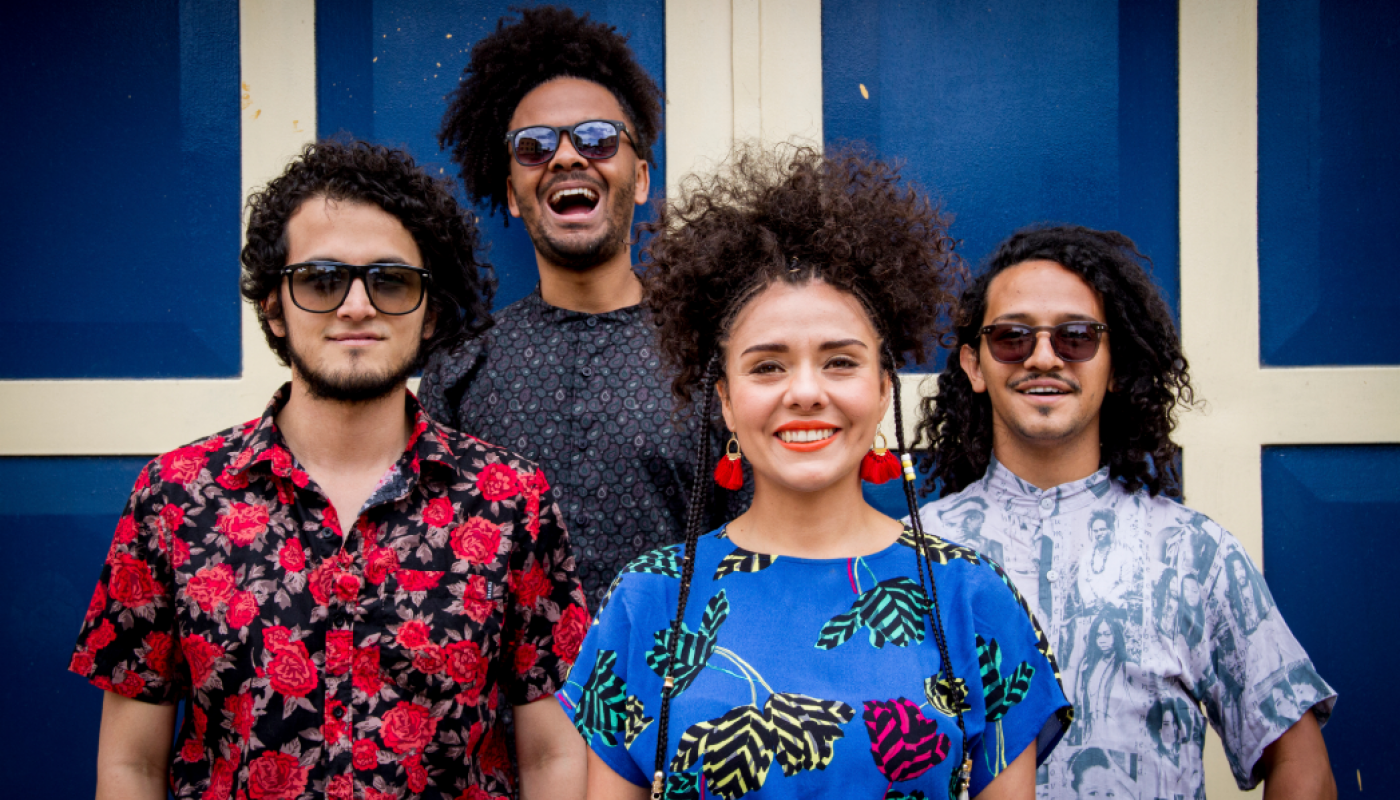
top-left (917, 460), bottom-right (1335, 800)
top-left (70, 385), bottom-right (588, 800)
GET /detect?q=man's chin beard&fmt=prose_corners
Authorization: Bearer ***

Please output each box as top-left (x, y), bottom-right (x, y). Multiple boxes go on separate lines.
top-left (289, 348), bottom-right (420, 404)
top-left (533, 224), bottom-right (629, 272)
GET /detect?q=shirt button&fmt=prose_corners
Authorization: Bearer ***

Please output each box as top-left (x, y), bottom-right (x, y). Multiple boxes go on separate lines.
top-left (1039, 497), bottom-right (1054, 511)
top-left (1046, 569), bottom-right (1059, 582)
top-left (332, 705), bottom-right (345, 719)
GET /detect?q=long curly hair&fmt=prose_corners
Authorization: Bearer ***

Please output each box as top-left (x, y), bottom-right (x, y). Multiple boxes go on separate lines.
top-left (241, 139), bottom-right (495, 367)
top-left (439, 5), bottom-right (663, 220)
top-left (643, 145), bottom-right (959, 408)
top-left (638, 145), bottom-right (969, 796)
top-left (916, 224), bottom-right (1194, 498)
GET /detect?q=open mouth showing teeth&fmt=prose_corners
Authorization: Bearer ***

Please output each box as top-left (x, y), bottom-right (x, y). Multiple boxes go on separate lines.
top-left (548, 186), bottom-right (599, 216)
top-left (778, 428), bottom-right (835, 443)
top-left (1022, 387), bottom-right (1069, 395)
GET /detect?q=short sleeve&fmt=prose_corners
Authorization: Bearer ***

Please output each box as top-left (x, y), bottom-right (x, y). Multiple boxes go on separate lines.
top-left (501, 468), bottom-right (589, 706)
top-left (556, 560), bottom-right (661, 789)
top-left (966, 559), bottom-right (1073, 795)
top-left (1189, 526), bottom-right (1336, 788)
top-left (69, 459), bottom-right (186, 704)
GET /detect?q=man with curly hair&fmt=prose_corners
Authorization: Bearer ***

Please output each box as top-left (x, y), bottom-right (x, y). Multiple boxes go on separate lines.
top-left (72, 141), bottom-right (586, 799)
top-left (914, 225), bottom-right (1335, 799)
top-left (422, 6), bottom-right (740, 607)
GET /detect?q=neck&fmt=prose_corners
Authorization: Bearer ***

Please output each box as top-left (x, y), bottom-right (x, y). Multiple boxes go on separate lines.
top-left (991, 427), bottom-right (1102, 491)
top-left (536, 249), bottom-right (642, 313)
top-left (726, 474), bottom-right (903, 559)
top-left (275, 378), bottom-right (413, 474)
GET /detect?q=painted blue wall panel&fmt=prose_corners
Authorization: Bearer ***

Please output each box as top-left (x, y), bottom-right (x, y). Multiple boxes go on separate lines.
top-left (1262, 445), bottom-right (1400, 797)
top-left (0, 1), bottom-right (242, 379)
top-left (315, 0), bottom-right (666, 311)
top-left (1259, 0), bottom-right (1400, 366)
top-left (0, 458), bottom-right (153, 795)
top-left (822, 0), bottom-right (1180, 353)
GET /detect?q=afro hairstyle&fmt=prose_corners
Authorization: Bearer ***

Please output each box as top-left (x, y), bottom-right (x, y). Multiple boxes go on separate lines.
top-left (439, 5), bottom-right (664, 219)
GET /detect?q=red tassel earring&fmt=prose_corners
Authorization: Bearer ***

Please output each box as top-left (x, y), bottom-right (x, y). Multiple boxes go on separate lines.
top-left (860, 432), bottom-right (902, 484)
top-left (714, 435), bottom-right (745, 490)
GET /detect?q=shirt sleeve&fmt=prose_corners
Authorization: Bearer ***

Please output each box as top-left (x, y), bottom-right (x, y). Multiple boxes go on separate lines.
top-left (69, 459), bottom-right (187, 704)
top-left (555, 564), bottom-right (655, 789)
top-left (967, 559), bottom-right (1074, 795)
top-left (1188, 523), bottom-right (1336, 788)
top-left (501, 468), bottom-right (589, 706)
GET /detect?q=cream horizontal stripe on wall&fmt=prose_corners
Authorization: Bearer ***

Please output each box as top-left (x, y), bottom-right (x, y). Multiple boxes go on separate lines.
top-left (0, 0), bottom-right (313, 455)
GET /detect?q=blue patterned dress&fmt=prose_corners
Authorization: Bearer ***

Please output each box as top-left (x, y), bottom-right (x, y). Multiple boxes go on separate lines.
top-left (560, 526), bottom-right (1072, 799)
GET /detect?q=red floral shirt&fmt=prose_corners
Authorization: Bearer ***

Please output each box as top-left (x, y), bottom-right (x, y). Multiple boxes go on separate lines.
top-left (71, 385), bottom-right (588, 799)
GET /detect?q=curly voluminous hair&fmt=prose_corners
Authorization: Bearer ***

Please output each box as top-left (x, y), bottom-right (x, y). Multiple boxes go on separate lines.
top-left (241, 139), bottom-right (495, 367)
top-left (916, 225), bottom-right (1194, 499)
top-left (438, 5), bottom-right (664, 219)
top-left (643, 145), bottom-right (960, 409)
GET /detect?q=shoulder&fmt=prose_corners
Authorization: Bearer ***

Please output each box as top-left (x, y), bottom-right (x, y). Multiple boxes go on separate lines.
top-left (145, 419), bottom-right (258, 496)
top-left (427, 423), bottom-right (548, 483)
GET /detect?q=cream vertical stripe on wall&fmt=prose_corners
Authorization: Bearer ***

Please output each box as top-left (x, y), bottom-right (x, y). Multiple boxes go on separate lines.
top-left (1179, 0), bottom-right (1400, 795)
top-left (0, 0), bottom-right (313, 456)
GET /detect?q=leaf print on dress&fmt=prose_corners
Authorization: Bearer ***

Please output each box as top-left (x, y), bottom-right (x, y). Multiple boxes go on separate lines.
top-left (924, 674), bottom-right (971, 718)
top-left (714, 548), bottom-right (777, 580)
top-left (816, 575), bottom-right (932, 651)
top-left (862, 697), bottom-right (952, 794)
top-left (646, 591), bottom-right (730, 695)
top-left (897, 529), bottom-right (982, 566)
top-left (572, 650), bottom-right (654, 748)
top-left (597, 545), bottom-right (685, 615)
top-left (977, 634), bottom-right (1035, 775)
top-left (671, 692), bottom-right (855, 799)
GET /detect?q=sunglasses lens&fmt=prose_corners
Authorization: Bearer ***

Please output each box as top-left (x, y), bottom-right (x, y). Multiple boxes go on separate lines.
top-left (986, 325), bottom-right (1035, 363)
top-left (1052, 323), bottom-right (1102, 362)
top-left (570, 120), bottom-right (621, 159)
top-left (366, 267), bottom-right (425, 314)
top-left (513, 127), bottom-right (558, 166)
top-left (289, 264), bottom-right (350, 312)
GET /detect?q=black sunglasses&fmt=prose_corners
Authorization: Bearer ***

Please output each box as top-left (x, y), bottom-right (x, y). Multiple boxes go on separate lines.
top-left (504, 119), bottom-right (633, 167)
top-left (978, 321), bottom-right (1109, 363)
top-left (280, 261), bottom-right (431, 315)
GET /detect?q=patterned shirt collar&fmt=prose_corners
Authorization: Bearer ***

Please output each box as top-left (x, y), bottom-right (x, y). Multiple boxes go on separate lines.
top-left (226, 382), bottom-right (456, 489)
top-left (982, 456), bottom-right (1114, 517)
top-left (520, 285), bottom-right (645, 324)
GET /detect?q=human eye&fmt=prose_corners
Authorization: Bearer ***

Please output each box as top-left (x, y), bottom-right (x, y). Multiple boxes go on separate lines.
top-left (749, 360), bottom-right (784, 375)
top-left (826, 354), bottom-right (861, 370)
top-left (1060, 323), bottom-right (1096, 342)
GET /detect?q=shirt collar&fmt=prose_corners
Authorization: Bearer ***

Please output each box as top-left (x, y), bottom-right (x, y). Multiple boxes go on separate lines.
top-left (982, 456), bottom-right (1114, 516)
top-left (523, 285), bottom-right (644, 324)
top-left (226, 383), bottom-right (456, 486)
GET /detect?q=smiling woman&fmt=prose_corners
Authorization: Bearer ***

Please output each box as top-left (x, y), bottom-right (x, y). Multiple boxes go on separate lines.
top-left (554, 146), bottom-right (1074, 800)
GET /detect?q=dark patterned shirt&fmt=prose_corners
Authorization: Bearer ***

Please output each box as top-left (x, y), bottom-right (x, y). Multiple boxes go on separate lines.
top-left (70, 385), bottom-right (587, 800)
top-left (420, 289), bottom-right (743, 605)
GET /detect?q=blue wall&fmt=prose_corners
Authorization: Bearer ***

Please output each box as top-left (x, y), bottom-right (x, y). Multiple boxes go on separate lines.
top-left (314, 0), bottom-right (667, 310)
top-left (822, 0), bottom-right (1181, 343)
top-left (1263, 445), bottom-right (1400, 797)
top-left (0, 1), bottom-right (242, 379)
top-left (1258, 0), bottom-right (1400, 366)
top-left (0, 458), bottom-right (153, 793)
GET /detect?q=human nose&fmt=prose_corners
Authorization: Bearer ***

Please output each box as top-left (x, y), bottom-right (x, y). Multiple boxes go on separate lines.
top-left (784, 363), bottom-right (827, 409)
top-left (1021, 329), bottom-right (1064, 371)
top-left (548, 129), bottom-right (588, 171)
top-left (337, 278), bottom-right (377, 320)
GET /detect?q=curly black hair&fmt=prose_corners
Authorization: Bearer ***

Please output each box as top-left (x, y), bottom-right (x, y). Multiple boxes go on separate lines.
top-left (638, 145), bottom-right (971, 796)
top-left (643, 145), bottom-right (959, 408)
top-left (241, 139), bottom-right (495, 367)
top-left (916, 224), bottom-right (1194, 499)
top-left (438, 5), bottom-right (663, 220)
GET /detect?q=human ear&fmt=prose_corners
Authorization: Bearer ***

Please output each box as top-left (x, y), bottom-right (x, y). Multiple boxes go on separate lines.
top-left (717, 377), bottom-right (736, 433)
top-left (422, 305), bottom-right (437, 340)
top-left (960, 344), bottom-right (987, 393)
top-left (505, 175), bottom-right (522, 218)
top-left (263, 293), bottom-right (287, 338)
top-left (633, 159), bottom-right (651, 206)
